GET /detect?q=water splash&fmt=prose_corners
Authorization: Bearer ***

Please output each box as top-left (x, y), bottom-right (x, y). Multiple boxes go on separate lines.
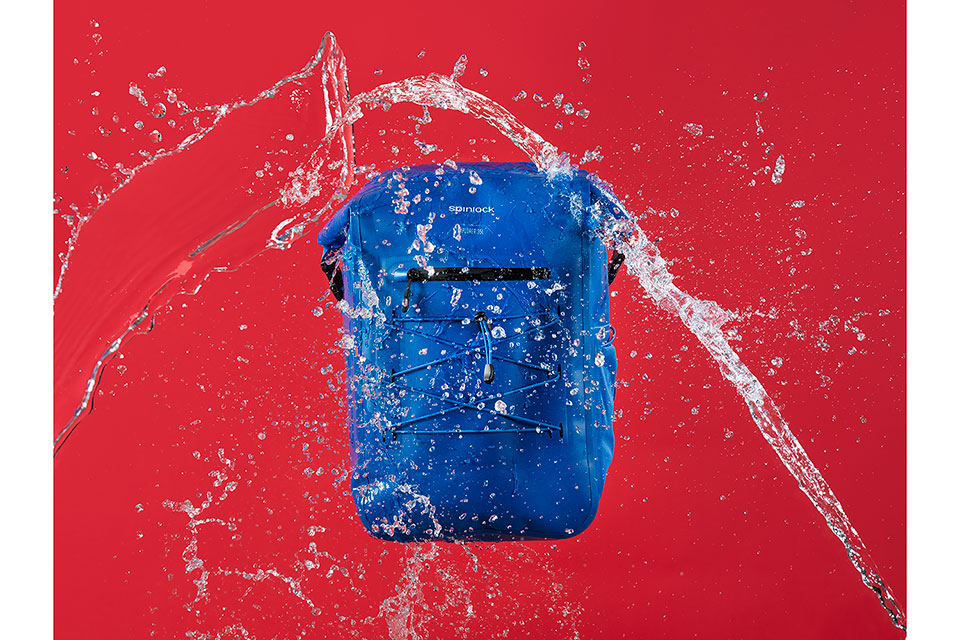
top-left (54, 32), bottom-right (355, 453)
top-left (162, 448), bottom-right (329, 628)
top-left (371, 543), bottom-right (471, 640)
top-left (328, 66), bottom-right (571, 179)
top-left (589, 179), bottom-right (905, 630)
top-left (160, 447), bottom-right (581, 639)
top-left (55, 34), bottom-right (350, 303)
top-left (55, 33), bottom-right (903, 631)
top-left (162, 448), bottom-right (241, 609)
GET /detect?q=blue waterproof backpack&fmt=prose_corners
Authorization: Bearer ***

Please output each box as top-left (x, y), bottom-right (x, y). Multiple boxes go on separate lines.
top-left (317, 162), bottom-right (623, 542)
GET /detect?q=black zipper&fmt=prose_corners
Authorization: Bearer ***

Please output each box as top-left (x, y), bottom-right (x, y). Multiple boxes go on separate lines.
top-left (408, 266), bottom-right (550, 282)
top-left (402, 266), bottom-right (550, 312)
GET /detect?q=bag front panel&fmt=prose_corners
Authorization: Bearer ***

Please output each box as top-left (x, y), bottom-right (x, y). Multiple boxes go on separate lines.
top-left (333, 163), bottom-right (614, 540)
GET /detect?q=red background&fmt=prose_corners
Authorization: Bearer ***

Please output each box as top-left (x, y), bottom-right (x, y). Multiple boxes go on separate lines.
top-left (54, 1), bottom-right (905, 638)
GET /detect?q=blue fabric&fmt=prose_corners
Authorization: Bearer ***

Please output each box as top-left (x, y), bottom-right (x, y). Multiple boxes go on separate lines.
top-left (319, 162), bottom-right (618, 541)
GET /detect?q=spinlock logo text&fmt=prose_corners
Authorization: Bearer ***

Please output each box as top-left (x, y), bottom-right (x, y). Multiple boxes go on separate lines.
top-left (449, 205), bottom-right (495, 213)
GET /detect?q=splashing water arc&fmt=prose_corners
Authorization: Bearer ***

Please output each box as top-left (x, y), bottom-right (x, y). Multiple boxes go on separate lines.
top-left (53, 33), bottom-right (355, 453)
top-left (54, 32), bottom-right (904, 631)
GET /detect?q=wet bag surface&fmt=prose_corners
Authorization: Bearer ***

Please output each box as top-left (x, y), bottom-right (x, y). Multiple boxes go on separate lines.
top-left (319, 162), bottom-right (619, 541)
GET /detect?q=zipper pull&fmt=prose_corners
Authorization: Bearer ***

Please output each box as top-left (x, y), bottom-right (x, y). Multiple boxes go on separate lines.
top-left (475, 312), bottom-right (495, 384)
top-left (401, 268), bottom-right (425, 313)
top-left (402, 280), bottom-right (411, 313)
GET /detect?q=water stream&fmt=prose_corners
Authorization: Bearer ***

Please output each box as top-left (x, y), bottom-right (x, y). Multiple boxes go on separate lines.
top-left (54, 31), bottom-right (904, 632)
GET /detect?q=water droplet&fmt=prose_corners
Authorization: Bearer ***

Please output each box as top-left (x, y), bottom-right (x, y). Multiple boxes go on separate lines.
top-left (450, 54), bottom-right (468, 80)
top-left (772, 154), bottom-right (786, 184)
top-left (580, 146), bottom-right (603, 163)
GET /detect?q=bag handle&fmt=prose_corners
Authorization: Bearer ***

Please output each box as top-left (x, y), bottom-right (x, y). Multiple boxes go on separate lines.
top-left (320, 260), bottom-right (344, 301)
top-left (608, 250), bottom-right (625, 284)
